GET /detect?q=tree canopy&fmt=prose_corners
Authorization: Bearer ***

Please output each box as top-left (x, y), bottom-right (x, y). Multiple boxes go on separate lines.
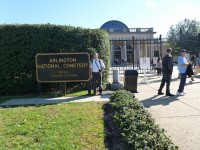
top-left (167, 19), bottom-right (200, 55)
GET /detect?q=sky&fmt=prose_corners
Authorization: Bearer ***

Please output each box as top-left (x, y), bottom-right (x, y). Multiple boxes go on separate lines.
top-left (1, 0), bottom-right (200, 38)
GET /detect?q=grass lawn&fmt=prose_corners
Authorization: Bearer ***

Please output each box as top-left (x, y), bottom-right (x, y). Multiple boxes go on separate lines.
top-left (0, 102), bottom-right (106, 150)
top-left (65, 90), bottom-right (92, 97)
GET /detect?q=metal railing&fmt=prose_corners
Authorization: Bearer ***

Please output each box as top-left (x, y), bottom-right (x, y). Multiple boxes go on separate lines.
top-left (109, 63), bottom-right (156, 75)
top-left (129, 28), bottom-right (155, 33)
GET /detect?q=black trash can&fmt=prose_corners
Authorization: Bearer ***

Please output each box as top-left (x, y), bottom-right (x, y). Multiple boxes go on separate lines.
top-left (124, 70), bottom-right (138, 93)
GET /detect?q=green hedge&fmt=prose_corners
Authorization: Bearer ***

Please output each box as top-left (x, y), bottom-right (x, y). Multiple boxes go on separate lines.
top-left (0, 24), bottom-right (110, 95)
top-left (110, 90), bottom-right (178, 150)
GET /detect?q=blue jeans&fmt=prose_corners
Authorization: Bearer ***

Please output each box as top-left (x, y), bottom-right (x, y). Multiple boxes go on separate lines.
top-left (178, 73), bottom-right (187, 93)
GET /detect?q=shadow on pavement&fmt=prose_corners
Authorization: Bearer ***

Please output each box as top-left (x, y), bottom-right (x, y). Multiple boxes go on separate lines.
top-left (147, 77), bottom-right (180, 84)
top-left (140, 94), bottom-right (179, 108)
top-left (186, 81), bottom-right (200, 85)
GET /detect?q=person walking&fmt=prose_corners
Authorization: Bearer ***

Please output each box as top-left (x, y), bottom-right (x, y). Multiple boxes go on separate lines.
top-left (156, 57), bottom-right (162, 76)
top-left (186, 54), bottom-right (196, 81)
top-left (177, 49), bottom-right (192, 96)
top-left (193, 54), bottom-right (200, 78)
top-left (158, 48), bottom-right (174, 96)
top-left (90, 52), bottom-right (105, 95)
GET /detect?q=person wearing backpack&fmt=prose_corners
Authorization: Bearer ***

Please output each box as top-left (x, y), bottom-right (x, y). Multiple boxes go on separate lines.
top-left (90, 52), bottom-right (105, 95)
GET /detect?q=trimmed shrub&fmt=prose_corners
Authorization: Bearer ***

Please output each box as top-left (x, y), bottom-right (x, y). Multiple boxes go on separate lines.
top-left (0, 24), bottom-right (110, 95)
top-left (110, 90), bottom-right (178, 150)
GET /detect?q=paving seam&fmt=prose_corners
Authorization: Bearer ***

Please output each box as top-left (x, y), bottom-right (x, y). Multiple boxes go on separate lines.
top-left (159, 115), bottom-right (200, 119)
top-left (185, 88), bottom-right (200, 94)
top-left (178, 100), bottom-right (200, 112)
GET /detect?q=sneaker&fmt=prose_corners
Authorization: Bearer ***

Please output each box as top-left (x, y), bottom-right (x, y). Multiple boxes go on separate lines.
top-left (177, 91), bottom-right (184, 96)
top-left (191, 77), bottom-right (194, 81)
top-left (158, 91), bottom-right (164, 95)
top-left (182, 91), bottom-right (186, 94)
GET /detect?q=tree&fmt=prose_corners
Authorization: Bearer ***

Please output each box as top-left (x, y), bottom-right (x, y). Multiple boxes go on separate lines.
top-left (167, 19), bottom-right (200, 55)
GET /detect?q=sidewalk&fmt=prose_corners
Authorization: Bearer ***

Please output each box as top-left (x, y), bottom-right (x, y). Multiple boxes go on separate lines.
top-left (0, 93), bottom-right (111, 107)
top-left (135, 71), bottom-right (200, 150)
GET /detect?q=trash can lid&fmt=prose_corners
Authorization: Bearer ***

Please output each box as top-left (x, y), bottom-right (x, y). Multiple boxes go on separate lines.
top-left (124, 69), bottom-right (138, 76)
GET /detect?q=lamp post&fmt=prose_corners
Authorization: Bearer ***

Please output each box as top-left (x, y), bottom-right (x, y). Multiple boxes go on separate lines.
top-left (132, 36), bottom-right (135, 69)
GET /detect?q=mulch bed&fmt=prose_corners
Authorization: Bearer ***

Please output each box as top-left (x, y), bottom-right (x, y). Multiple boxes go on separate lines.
top-left (103, 103), bottom-right (128, 150)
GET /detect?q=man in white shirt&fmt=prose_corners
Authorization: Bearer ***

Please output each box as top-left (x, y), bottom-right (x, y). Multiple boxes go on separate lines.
top-left (90, 52), bottom-right (105, 95)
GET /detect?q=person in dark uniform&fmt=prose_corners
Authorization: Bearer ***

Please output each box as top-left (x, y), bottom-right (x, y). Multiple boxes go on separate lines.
top-left (91, 52), bottom-right (105, 95)
top-left (186, 55), bottom-right (196, 81)
top-left (158, 48), bottom-right (174, 96)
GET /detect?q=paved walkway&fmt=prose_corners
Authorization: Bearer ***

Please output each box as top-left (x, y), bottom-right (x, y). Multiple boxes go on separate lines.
top-left (1, 67), bottom-right (200, 149)
top-left (135, 70), bottom-right (200, 150)
top-left (0, 93), bottom-right (111, 107)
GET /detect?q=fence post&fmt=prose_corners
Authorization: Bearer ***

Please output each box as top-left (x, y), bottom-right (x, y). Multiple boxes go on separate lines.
top-left (132, 36), bottom-right (135, 69)
top-left (87, 80), bottom-right (92, 95)
top-left (159, 34), bottom-right (162, 57)
top-left (62, 82), bottom-right (66, 96)
top-left (37, 83), bottom-right (42, 96)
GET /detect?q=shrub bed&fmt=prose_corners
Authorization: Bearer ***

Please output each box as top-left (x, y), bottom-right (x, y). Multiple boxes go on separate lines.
top-left (109, 90), bottom-right (178, 150)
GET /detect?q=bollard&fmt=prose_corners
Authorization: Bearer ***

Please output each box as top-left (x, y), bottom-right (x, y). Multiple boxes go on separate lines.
top-left (111, 69), bottom-right (123, 90)
top-left (113, 69), bottom-right (119, 84)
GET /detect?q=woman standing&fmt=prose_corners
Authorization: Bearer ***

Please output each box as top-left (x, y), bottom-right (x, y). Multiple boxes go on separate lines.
top-left (156, 57), bottom-right (162, 76)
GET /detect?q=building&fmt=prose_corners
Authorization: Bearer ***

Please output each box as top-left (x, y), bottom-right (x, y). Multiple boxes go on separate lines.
top-left (100, 20), bottom-right (167, 66)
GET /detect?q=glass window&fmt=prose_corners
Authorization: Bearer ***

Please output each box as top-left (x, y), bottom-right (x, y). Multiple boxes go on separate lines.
top-left (154, 51), bottom-right (159, 57)
top-left (126, 45), bottom-right (133, 63)
top-left (127, 51), bottom-right (133, 63)
top-left (113, 45), bottom-right (121, 64)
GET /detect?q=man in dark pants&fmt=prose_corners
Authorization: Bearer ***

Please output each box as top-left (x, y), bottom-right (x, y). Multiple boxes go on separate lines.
top-left (91, 52), bottom-right (105, 95)
top-left (158, 48), bottom-right (174, 96)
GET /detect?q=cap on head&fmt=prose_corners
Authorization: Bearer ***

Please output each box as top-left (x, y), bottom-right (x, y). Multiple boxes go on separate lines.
top-left (166, 48), bottom-right (172, 53)
top-left (180, 49), bottom-right (187, 53)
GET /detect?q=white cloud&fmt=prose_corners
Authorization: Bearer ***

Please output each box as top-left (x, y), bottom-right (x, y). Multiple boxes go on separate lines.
top-left (145, 0), bottom-right (157, 8)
